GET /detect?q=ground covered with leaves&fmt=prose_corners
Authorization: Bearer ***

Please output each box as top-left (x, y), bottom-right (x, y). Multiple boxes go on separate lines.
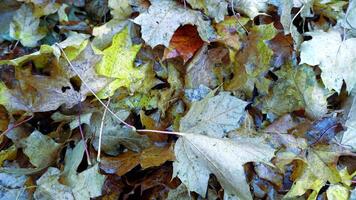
top-left (0, 0), bottom-right (356, 199)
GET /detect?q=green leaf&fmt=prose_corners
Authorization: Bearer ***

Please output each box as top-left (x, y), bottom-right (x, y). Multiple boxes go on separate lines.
top-left (20, 130), bottom-right (61, 168)
top-left (180, 92), bottom-right (248, 138)
top-left (300, 30), bottom-right (356, 93)
top-left (173, 133), bottom-right (275, 200)
top-left (261, 64), bottom-right (328, 119)
top-left (9, 4), bottom-right (46, 47)
top-left (186, 0), bottom-right (228, 22)
top-left (95, 26), bottom-right (143, 98)
top-left (133, 0), bottom-right (216, 47)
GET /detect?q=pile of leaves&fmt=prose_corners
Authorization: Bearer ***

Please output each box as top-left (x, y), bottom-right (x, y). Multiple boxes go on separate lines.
top-left (0, 0), bottom-right (356, 199)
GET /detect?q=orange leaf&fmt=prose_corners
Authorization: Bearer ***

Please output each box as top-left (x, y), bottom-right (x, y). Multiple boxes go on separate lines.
top-left (140, 144), bottom-right (175, 169)
top-left (163, 25), bottom-right (204, 63)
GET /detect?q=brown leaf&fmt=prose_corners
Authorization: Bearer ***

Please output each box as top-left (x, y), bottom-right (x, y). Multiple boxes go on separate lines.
top-left (140, 144), bottom-right (175, 169)
top-left (163, 25), bottom-right (204, 63)
top-left (100, 151), bottom-right (141, 176)
top-left (269, 33), bottom-right (293, 68)
top-left (100, 144), bottom-right (175, 176)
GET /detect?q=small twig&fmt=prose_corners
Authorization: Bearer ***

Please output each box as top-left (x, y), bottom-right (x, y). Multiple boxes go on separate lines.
top-left (136, 129), bottom-right (184, 136)
top-left (78, 99), bottom-right (92, 165)
top-left (230, 0), bottom-right (249, 34)
top-left (97, 98), bottom-right (111, 162)
top-left (290, 5), bottom-right (304, 34)
top-left (0, 115), bottom-right (33, 139)
top-left (55, 43), bottom-right (136, 130)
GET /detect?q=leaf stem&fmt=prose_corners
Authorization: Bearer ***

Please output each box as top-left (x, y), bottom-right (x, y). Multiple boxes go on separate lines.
top-left (97, 98), bottom-right (111, 162)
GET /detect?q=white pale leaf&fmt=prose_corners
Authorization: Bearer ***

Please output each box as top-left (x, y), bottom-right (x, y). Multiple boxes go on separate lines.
top-left (300, 30), bottom-right (356, 93)
top-left (133, 0), bottom-right (216, 47)
top-left (180, 92), bottom-right (248, 138)
top-left (173, 133), bottom-right (275, 200)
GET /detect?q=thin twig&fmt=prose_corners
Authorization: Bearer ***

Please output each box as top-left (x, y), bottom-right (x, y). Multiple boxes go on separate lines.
top-left (78, 99), bottom-right (92, 165)
top-left (97, 98), bottom-right (111, 162)
top-left (55, 43), bottom-right (136, 130)
top-left (0, 115), bottom-right (33, 139)
top-left (136, 129), bottom-right (184, 136)
top-left (231, 0), bottom-right (249, 34)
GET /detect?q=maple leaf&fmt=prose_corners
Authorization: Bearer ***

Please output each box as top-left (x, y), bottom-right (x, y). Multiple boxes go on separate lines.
top-left (9, 4), bottom-right (46, 47)
top-left (341, 89), bottom-right (356, 150)
top-left (173, 133), bottom-right (275, 200)
top-left (133, 0), bottom-right (216, 47)
top-left (232, 0), bottom-right (268, 19)
top-left (95, 26), bottom-right (144, 98)
top-left (163, 25), bottom-right (204, 63)
top-left (180, 92), bottom-right (248, 138)
top-left (300, 30), bottom-right (356, 93)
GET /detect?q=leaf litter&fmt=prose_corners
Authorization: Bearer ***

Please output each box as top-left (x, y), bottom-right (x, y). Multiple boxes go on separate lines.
top-left (0, 0), bottom-right (355, 200)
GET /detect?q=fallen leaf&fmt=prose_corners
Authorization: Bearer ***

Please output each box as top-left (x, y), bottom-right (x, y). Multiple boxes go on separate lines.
top-left (133, 0), bottom-right (216, 47)
top-left (0, 145), bottom-right (17, 167)
top-left (163, 25), bottom-right (204, 63)
top-left (34, 167), bottom-right (75, 200)
top-left (326, 184), bottom-right (349, 200)
top-left (261, 64), bottom-right (328, 119)
top-left (20, 130), bottom-right (61, 168)
top-left (0, 171), bottom-right (31, 200)
top-left (90, 110), bottom-right (150, 156)
top-left (232, 0), bottom-right (268, 19)
top-left (180, 92), bottom-right (248, 138)
top-left (100, 144), bottom-right (175, 175)
top-left (300, 30), bottom-right (356, 93)
top-left (95, 26), bottom-right (144, 98)
top-left (185, 45), bottom-right (218, 89)
top-left (225, 23), bottom-right (277, 95)
top-left (173, 133), bottom-right (275, 200)
top-left (342, 89), bottom-right (356, 150)
top-left (166, 184), bottom-right (191, 200)
top-left (9, 4), bottom-right (46, 47)
top-left (186, 0), bottom-right (228, 22)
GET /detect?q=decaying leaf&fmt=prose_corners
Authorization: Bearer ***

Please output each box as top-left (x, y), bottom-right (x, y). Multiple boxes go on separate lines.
top-left (133, 0), bottom-right (216, 47)
top-left (261, 64), bottom-right (328, 119)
